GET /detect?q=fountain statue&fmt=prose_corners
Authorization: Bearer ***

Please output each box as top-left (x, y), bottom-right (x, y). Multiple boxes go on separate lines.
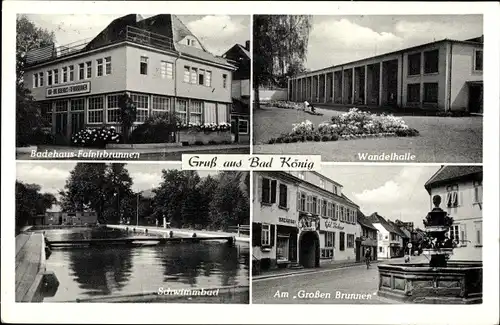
top-left (377, 195), bottom-right (482, 304)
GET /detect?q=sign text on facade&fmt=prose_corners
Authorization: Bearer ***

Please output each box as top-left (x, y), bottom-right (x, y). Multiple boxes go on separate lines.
top-left (46, 82), bottom-right (91, 98)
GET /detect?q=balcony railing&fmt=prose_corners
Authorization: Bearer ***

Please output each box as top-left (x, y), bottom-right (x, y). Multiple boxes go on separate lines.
top-left (25, 25), bottom-right (174, 66)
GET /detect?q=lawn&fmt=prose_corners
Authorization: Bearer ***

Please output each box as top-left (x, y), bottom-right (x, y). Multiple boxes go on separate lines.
top-left (253, 106), bottom-right (483, 163)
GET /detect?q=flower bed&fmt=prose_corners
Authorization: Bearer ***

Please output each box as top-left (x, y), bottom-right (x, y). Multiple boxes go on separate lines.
top-left (177, 122), bottom-right (231, 132)
top-left (72, 126), bottom-right (122, 148)
top-left (268, 100), bottom-right (303, 110)
top-left (267, 108), bottom-right (419, 144)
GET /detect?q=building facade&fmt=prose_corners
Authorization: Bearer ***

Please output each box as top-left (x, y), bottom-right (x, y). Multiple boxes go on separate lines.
top-left (222, 41), bottom-right (250, 144)
top-left (39, 211), bottom-right (98, 226)
top-left (424, 166), bottom-right (483, 261)
top-left (356, 211), bottom-right (378, 261)
top-left (288, 37), bottom-right (483, 113)
top-left (369, 213), bottom-right (403, 259)
top-left (23, 14), bottom-right (236, 145)
top-left (252, 171), bottom-right (359, 272)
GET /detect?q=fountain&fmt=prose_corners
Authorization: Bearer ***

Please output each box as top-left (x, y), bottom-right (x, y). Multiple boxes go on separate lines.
top-left (377, 195), bottom-right (482, 304)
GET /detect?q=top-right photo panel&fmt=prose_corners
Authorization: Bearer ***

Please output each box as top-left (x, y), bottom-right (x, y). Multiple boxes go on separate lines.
top-left (253, 15), bottom-right (483, 163)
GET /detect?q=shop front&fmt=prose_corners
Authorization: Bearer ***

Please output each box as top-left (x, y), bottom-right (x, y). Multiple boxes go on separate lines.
top-left (276, 216), bottom-right (298, 267)
top-left (390, 243), bottom-right (402, 258)
top-left (298, 213), bottom-right (320, 268)
top-left (319, 218), bottom-right (345, 263)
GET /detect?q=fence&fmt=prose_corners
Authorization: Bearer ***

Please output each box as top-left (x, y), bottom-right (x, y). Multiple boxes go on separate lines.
top-left (227, 224), bottom-right (250, 237)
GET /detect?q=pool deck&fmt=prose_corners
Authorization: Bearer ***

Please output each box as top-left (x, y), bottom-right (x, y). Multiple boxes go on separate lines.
top-left (106, 224), bottom-right (250, 244)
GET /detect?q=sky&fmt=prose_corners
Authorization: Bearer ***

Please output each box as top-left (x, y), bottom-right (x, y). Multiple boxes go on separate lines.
top-left (22, 14), bottom-right (250, 56)
top-left (320, 165), bottom-right (441, 229)
top-left (305, 15), bottom-right (483, 71)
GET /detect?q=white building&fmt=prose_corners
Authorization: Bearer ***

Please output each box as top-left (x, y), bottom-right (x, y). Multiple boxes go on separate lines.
top-left (369, 213), bottom-right (404, 259)
top-left (424, 166), bottom-right (483, 261)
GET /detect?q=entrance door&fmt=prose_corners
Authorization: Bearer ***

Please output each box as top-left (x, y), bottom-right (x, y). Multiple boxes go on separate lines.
top-left (55, 112), bottom-right (69, 145)
top-left (231, 118), bottom-right (239, 143)
top-left (289, 233), bottom-right (298, 262)
top-left (356, 242), bottom-right (361, 262)
top-left (299, 231), bottom-right (319, 268)
top-left (71, 112), bottom-right (85, 139)
top-left (468, 84), bottom-right (483, 114)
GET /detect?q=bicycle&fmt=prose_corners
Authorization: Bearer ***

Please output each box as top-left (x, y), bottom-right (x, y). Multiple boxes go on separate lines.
top-left (365, 257), bottom-right (371, 269)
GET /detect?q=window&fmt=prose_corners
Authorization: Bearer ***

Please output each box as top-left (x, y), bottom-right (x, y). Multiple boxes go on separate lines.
top-left (53, 69), bottom-right (59, 84)
top-left (261, 224), bottom-right (271, 246)
top-left (473, 180), bottom-right (483, 203)
top-left (424, 49), bottom-right (439, 73)
top-left (96, 58), bottom-right (104, 77)
top-left (450, 224), bottom-right (467, 246)
top-left (86, 61), bottom-right (92, 79)
top-left (176, 99), bottom-right (188, 123)
top-left (474, 221), bottom-right (482, 246)
top-left (334, 203), bottom-right (338, 220)
top-left (327, 202), bottom-right (333, 218)
top-left (306, 195), bottom-right (313, 213)
top-left (62, 67), bottom-right (68, 83)
top-left (340, 206), bottom-right (344, 222)
top-left (446, 184), bottom-right (459, 208)
top-left (41, 103), bottom-right (52, 125)
top-left (198, 69), bottom-right (205, 85)
top-left (70, 98), bottom-right (85, 111)
top-left (217, 103), bottom-right (227, 123)
top-left (321, 232), bottom-right (335, 259)
top-left (474, 50), bottom-right (483, 71)
top-left (131, 94), bottom-right (149, 122)
top-left (88, 96), bottom-right (104, 124)
top-left (160, 61), bottom-right (173, 79)
top-left (79, 63), bottom-right (85, 80)
top-left (204, 102), bottom-right (217, 123)
top-left (379, 247), bottom-right (383, 253)
top-left (107, 95), bottom-right (120, 123)
top-left (105, 57), bottom-right (112, 75)
top-left (69, 65), bottom-right (74, 82)
top-left (205, 71), bottom-right (212, 87)
top-left (140, 56), bottom-right (148, 75)
top-left (407, 84), bottom-right (420, 103)
top-left (297, 172), bottom-right (305, 180)
top-left (321, 199), bottom-right (327, 217)
top-left (55, 100), bottom-right (67, 112)
top-left (339, 232), bottom-right (345, 251)
top-left (277, 235), bottom-right (289, 261)
top-left (319, 179), bottom-right (325, 189)
top-left (190, 68), bottom-right (198, 84)
top-left (408, 53), bottom-right (421, 75)
top-left (183, 66), bottom-right (190, 83)
top-left (298, 192), bottom-right (306, 212)
top-left (47, 71), bottom-right (53, 86)
top-left (222, 74), bottom-right (228, 88)
top-left (347, 234), bottom-right (355, 248)
top-left (33, 73), bottom-right (39, 88)
top-left (423, 83), bottom-right (438, 103)
top-left (333, 186), bottom-right (338, 195)
top-left (312, 196), bottom-right (318, 214)
top-left (238, 119), bottom-right (248, 134)
top-left (279, 183), bottom-right (287, 208)
top-left (261, 178), bottom-right (277, 204)
top-left (39, 73), bottom-right (44, 87)
top-left (152, 96), bottom-right (171, 115)
top-left (190, 100), bottom-right (203, 124)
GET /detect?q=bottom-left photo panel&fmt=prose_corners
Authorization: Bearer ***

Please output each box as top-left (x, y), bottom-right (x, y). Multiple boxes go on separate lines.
top-left (15, 162), bottom-right (250, 303)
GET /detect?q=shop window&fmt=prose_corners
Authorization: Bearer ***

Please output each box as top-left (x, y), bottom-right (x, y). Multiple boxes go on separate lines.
top-left (238, 119), bottom-right (248, 134)
top-left (321, 232), bottom-right (334, 258)
top-left (277, 235), bottom-right (289, 262)
top-left (88, 96), bottom-right (104, 124)
top-left (347, 234), bottom-right (355, 248)
top-left (69, 65), bottom-right (74, 82)
top-left (105, 57), bottom-right (112, 75)
top-left (203, 102), bottom-right (216, 123)
top-left (278, 183), bottom-right (287, 208)
top-left (131, 94), bottom-right (149, 123)
top-left (446, 184), bottom-right (459, 208)
top-left (339, 232), bottom-right (345, 251)
top-left (190, 100), bottom-right (203, 124)
top-left (106, 95), bottom-right (120, 123)
top-left (86, 61), bottom-right (92, 79)
top-left (407, 84), bottom-right (420, 103)
top-left (205, 71), bottom-right (212, 87)
top-left (474, 50), bottom-right (483, 71)
top-left (223, 74), bottom-right (227, 88)
top-left (261, 177), bottom-right (277, 204)
top-left (423, 83), bottom-right (438, 103)
top-left (176, 99), bottom-right (188, 123)
top-left (217, 103), bottom-right (227, 123)
top-left (55, 100), bottom-right (67, 112)
top-left (140, 56), bottom-right (148, 75)
top-left (70, 98), bottom-right (85, 111)
top-left (152, 96), bottom-right (171, 115)
top-left (424, 49), bottom-right (439, 74)
top-left (41, 103), bottom-right (52, 125)
top-left (97, 58), bottom-right (104, 77)
top-left (183, 66), bottom-right (190, 83)
top-left (408, 52), bottom-right (421, 75)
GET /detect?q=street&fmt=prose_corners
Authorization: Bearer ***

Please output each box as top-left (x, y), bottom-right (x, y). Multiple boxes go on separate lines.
top-left (252, 256), bottom-right (428, 304)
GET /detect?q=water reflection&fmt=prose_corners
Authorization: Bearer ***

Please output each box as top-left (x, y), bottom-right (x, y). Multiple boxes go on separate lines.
top-left (43, 228), bottom-right (249, 301)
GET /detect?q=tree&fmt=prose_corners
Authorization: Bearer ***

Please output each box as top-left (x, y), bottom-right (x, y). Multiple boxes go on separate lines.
top-left (15, 181), bottom-right (56, 232)
top-left (253, 15), bottom-right (312, 109)
top-left (118, 93), bottom-right (137, 143)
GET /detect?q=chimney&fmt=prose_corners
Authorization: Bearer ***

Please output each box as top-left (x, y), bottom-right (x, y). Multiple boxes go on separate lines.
top-left (245, 40), bottom-right (250, 51)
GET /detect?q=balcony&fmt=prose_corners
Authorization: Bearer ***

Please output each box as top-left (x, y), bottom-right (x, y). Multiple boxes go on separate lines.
top-left (25, 25), bottom-right (174, 67)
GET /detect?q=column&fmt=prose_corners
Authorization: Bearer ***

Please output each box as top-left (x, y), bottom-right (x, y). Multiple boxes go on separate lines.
top-left (351, 67), bottom-right (355, 105)
top-left (364, 65), bottom-right (368, 105)
top-left (310, 76), bottom-right (313, 102)
top-left (288, 79), bottom-right (291, 101)
top-left (341, 69), bottom-right (344, 104)
top-left (317, 75), bottom-right (320, 102)
top-left (324, 73), bottom-right (327, 103)
top-left (379, 62), bottom-right (383, 106)
top-left (331, 72), bottom-right (335, 103)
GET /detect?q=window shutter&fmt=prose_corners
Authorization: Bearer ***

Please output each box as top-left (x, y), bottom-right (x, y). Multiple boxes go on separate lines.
top-left (446, 192), bottom-right (452, 207)
top-left (270, 180), bottom-right (277, 204)
top-left (258, 176), bottom-right (263, 203)
top-left (270, 224), bottom-right (275, 247)
top-left (297, 191), bottom-right (300, 211)
top-left (252, 222), bottom-right (261, 247)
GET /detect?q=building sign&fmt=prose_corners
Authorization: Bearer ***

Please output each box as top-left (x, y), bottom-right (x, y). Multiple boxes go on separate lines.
top-left (298, 214), bottom-right (319, 232)
top-left (278, 217), bottom-right (296, 226)
top-left (46, 81), bottom-right (90, 98)
top-left (324, 219), bottom-right (344, 231)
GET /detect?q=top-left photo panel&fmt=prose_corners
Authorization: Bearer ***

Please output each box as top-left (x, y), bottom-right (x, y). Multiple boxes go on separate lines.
top-left (16, 14), bottom-right (251, 161)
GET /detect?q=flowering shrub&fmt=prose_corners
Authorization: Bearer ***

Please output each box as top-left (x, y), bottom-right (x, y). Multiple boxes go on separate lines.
top-left (291, 120), bottom-right (314, 135)
top-left (177, 122), bottom-right (231, 132)
top-left (269, 101), bottom-right (303, 109)
top-left (71, 126), bottom-right (121, 148)
top-left (130, 112), bottom-right (178, 144)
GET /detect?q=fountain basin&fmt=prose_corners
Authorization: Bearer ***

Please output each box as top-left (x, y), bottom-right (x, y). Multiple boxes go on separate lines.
top-left (377, 261), bottom-right (482, 304)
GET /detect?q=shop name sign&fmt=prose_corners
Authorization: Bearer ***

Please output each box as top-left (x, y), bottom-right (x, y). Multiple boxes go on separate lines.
top-left (324, 220), bottom-right (344, 230)
top-left (278, 217), bottom-right (296, 225)
top-left (46, 82), bottom-right (90, 98)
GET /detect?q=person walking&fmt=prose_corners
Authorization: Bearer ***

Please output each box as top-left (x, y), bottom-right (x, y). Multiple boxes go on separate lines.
top-left (364, 248), bottom-right (372, 269)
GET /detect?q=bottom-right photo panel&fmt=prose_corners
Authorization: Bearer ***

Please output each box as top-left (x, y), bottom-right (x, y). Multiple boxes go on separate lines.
top-left (251, 165), bottom-right (482, 304)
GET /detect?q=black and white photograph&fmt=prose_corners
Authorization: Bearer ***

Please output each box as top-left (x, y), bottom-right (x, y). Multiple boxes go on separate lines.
top-left (252, 166), bottom-right (482, 304)
top-left (15, 13), bottom-right (250, 161)
top-left (253, 15), bottom-right (483, 163)
top-left (15, 162), bottom-right (250, 303)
